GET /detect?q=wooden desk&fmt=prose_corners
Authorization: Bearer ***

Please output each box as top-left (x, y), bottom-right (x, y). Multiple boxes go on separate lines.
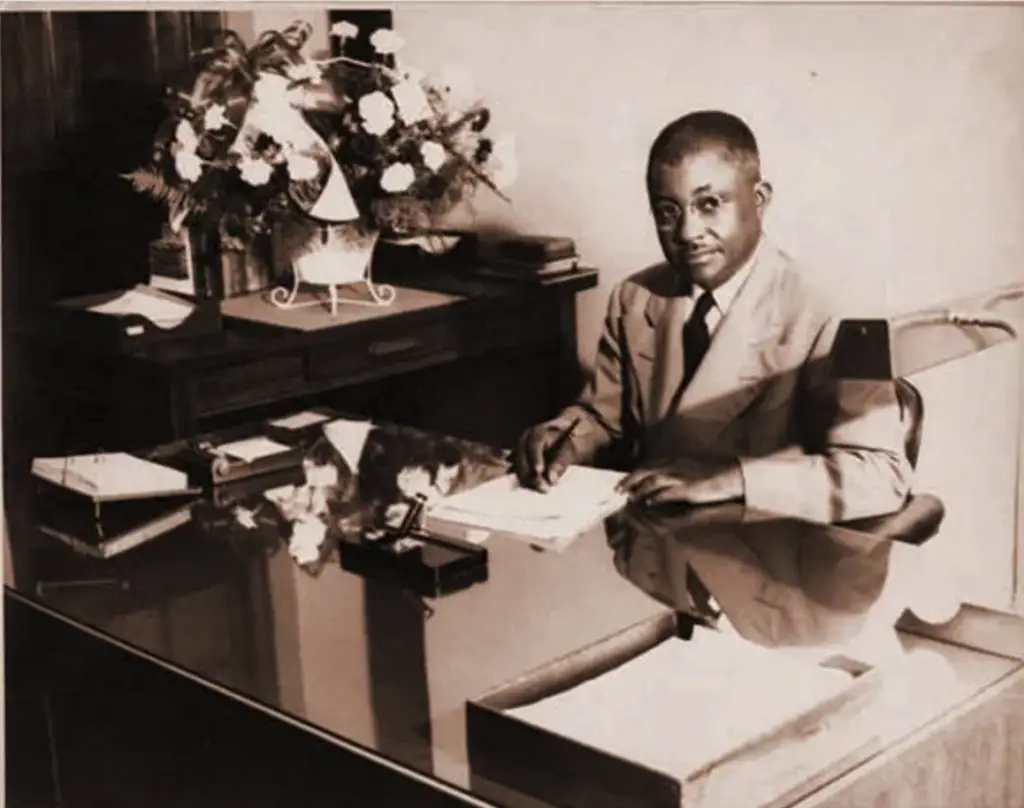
top-left (5, 418), bottom-right (1023, 808)
top-left (16, 267), bottom-right (598, 455)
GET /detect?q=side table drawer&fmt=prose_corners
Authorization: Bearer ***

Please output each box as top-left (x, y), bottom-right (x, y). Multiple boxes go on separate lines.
top-left (192, 356), bottom-right (305, 415)
top-left (306, 322), bottom-right (454, 383)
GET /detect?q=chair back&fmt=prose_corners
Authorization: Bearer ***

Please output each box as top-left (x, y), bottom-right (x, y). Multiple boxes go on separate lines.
top-left (895, 378), bottom-right (924, 469)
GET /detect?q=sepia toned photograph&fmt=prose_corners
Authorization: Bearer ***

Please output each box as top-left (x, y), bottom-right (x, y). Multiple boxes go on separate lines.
top-left (2, 2), bottom-right (1022, 806)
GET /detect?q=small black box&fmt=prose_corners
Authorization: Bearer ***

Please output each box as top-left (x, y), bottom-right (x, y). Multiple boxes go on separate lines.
top-left (338, 531), bottom-right (488, 598)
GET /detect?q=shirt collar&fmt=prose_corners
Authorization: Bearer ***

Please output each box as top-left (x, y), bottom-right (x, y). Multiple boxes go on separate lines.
top-left (695, 235), bottom-right (765, 315)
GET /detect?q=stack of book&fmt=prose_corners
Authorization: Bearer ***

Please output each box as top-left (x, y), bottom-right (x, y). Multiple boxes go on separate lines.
top-left (471, 234), bottom-right (581, 281)
top-left (31, 452), bottom-right (201, 559)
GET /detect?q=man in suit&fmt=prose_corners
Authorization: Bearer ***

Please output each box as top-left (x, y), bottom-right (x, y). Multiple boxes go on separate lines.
top-left (513, 110), bottom-right (911, 524)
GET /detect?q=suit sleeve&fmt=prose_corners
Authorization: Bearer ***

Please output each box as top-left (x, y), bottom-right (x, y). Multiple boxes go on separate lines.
top-left (738, 316), bottom-right (914, 524)
top-left (545, 282), bottom-right (633, 465)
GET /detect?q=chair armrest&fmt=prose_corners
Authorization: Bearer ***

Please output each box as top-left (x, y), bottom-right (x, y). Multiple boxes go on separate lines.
top-left (838, 493), bottom-right (945, 545)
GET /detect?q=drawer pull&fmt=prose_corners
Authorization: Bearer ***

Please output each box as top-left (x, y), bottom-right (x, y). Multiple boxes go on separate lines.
top-left (369, 337), bottom-right (422, 356)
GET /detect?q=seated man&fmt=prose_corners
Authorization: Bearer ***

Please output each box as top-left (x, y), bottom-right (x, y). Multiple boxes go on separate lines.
top-left (513, 110), bottom-right (911, 524)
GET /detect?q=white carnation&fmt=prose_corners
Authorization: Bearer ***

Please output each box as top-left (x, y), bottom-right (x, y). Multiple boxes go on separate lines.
top-left (358, 91), bottom-right (396, 136)
top-left (202, 104), bottom-right (230, 132)
top-left (329, 21), bottom-right (359, 39)
top-left (420, 141), bottom-right (447, 171)
top-left (391, 79), bottom-right (432, 124)
top-left (238, 157), bottom-right (273, 186)
top-left (379, 162), bottom-right (416, 193)
top-left (175, 119), bottom-right (199, 150)
top-left (369, 28), bottom-right (404, 54)
top-left (174, 150), bottom-right (203, 182)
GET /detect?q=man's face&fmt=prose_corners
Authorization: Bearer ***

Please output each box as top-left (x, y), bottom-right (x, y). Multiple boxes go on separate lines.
top-left (647, 147), bottom-right (771, 291)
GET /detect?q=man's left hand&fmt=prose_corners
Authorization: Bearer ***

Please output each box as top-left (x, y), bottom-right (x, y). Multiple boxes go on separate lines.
top-left (617, 457), bottom-right (745, 507)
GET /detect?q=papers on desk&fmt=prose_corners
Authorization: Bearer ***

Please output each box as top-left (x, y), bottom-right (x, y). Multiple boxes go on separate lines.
top-left (423, 465), bottom-right (628, 551)
top-left (86, 285), bottom-right (194, 329)
top-left (214, 436), bottom-right (292, 463)
top-left (268, 410), bottom-right (333, 431)
top-left (505, 630), bottom-right (854, 781)
top-left (32, 452), bottom-right (191, 501)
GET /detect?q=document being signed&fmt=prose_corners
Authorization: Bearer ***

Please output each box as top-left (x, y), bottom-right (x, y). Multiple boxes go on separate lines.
top-left (423, 465), bottom-right (628, 550)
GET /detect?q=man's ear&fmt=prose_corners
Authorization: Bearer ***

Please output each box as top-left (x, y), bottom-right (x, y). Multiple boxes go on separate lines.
top-left (755, 180), bottom-right (773, 211)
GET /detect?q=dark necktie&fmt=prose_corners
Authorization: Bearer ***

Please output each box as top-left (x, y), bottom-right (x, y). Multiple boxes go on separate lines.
top-left (682, 290), bottom-right (715, 387)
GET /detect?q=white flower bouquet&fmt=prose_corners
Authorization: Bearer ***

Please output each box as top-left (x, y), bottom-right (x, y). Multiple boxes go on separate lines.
top-left (123, 19), bottom-right (515, 252)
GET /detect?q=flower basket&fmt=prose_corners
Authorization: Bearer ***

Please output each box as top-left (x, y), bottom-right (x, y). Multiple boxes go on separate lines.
top-left (124, 19), bottom-right (515, 313)
top-left (270, 219), bottom-right (396, 313)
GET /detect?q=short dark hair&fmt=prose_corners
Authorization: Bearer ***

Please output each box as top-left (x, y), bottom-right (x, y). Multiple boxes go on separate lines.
top-left (648, 110), bottom-right (761, 180)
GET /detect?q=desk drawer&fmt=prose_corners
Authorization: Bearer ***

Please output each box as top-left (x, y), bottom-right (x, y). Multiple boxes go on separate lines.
top-left (305, 322), bottom-right (453, 383)
top-left (192, 356), bottom-right (305, 415)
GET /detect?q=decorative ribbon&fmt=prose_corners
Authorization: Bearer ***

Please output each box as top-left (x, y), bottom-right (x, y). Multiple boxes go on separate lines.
top-left (179, 21), bottom-right (360, 224)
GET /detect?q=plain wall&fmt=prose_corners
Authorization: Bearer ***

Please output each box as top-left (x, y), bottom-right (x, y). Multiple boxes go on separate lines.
top-left (240, 2), bottom-right (1023, 609)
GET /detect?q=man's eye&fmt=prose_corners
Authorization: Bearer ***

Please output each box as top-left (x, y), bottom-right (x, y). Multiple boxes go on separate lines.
top-left (653, 205), bottom-right (679, 224)
top-left (696, 197), bottom-right (720, 214)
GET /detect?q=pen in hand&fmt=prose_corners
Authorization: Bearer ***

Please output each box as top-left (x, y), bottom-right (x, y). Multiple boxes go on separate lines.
top-left (535, 417), bottom-right (581, 491)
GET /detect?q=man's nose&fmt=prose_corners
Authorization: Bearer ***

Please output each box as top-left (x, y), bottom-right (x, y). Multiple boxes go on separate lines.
top-left (674, 212), bottom-right (704, 244)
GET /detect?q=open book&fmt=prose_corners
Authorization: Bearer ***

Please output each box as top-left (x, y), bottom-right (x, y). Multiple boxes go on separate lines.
top-left (423, 465), bottom-right (628, 551)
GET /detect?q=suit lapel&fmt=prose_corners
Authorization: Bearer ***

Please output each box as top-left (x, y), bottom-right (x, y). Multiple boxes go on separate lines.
top-left (673, 245), bottom-right (786, 444)
top-left (628, 270), bottom-right (687, 426)
top-left (649, 293), bottom-right (691, 424)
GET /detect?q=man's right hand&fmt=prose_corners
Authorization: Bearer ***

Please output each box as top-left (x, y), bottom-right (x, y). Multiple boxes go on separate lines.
top-left (512, 422), bottom-right (576, 492)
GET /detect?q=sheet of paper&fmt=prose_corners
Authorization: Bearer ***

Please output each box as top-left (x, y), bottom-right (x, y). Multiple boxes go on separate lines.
top-left (87, 286), bottom-right (193, 329)
top-left (506, 631), bottom-right (853, 781)
top-left (323, 418), bottom-right (374, 471)
top-left (215, 436), bottom-right (292, 463)
top-left (269, 410), bottom-right (332, 430)
top-left (424, 466), bottom-right (628, 550)
top-left (434, 466), bottom-right (626, 521)
top-left (32, 452), bottom-right (189, 497)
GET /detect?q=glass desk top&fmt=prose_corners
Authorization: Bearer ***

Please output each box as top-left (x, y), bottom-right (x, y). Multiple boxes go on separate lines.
top-left (5, 416), bottom-right (1016, 808)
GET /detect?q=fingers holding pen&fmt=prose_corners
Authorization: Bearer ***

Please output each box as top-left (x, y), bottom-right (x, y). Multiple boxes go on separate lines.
top-left (512, 420), bottom-right (578, 492)
top-left (513, 425), bottom-right (552, 490)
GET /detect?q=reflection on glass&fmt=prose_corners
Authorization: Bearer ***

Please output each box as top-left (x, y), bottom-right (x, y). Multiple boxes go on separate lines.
top-left (606, 503), bottom-right (917, 663)
top-left (195, 419), bottom-right (508, 577)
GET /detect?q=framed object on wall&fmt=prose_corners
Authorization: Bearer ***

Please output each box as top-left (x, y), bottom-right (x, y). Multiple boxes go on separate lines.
top-left (327, 9), bottom-right (395, 67)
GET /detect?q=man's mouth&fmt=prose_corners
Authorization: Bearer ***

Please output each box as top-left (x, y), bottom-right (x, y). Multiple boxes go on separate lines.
top-left (686, 249), bottom-right (719, 262)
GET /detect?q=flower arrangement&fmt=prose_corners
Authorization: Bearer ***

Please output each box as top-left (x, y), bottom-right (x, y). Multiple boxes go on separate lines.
top-left (123, 19), bottom-right (515, 252)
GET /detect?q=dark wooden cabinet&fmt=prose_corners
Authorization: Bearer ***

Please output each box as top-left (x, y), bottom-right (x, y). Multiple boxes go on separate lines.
top-left (16, 269), bottom-right (595, 461)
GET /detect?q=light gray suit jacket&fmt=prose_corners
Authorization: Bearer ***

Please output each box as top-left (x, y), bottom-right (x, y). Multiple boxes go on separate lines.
top-left (552, 241), bottom-right (913, 524)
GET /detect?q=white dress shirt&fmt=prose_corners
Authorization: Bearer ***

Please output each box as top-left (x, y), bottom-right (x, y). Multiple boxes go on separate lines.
top-left (687, 237), bottom-right (764, 335)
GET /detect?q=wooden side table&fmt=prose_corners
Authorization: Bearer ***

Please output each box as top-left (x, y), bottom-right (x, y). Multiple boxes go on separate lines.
top-left (14, 269), bottom-right (599, 458)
